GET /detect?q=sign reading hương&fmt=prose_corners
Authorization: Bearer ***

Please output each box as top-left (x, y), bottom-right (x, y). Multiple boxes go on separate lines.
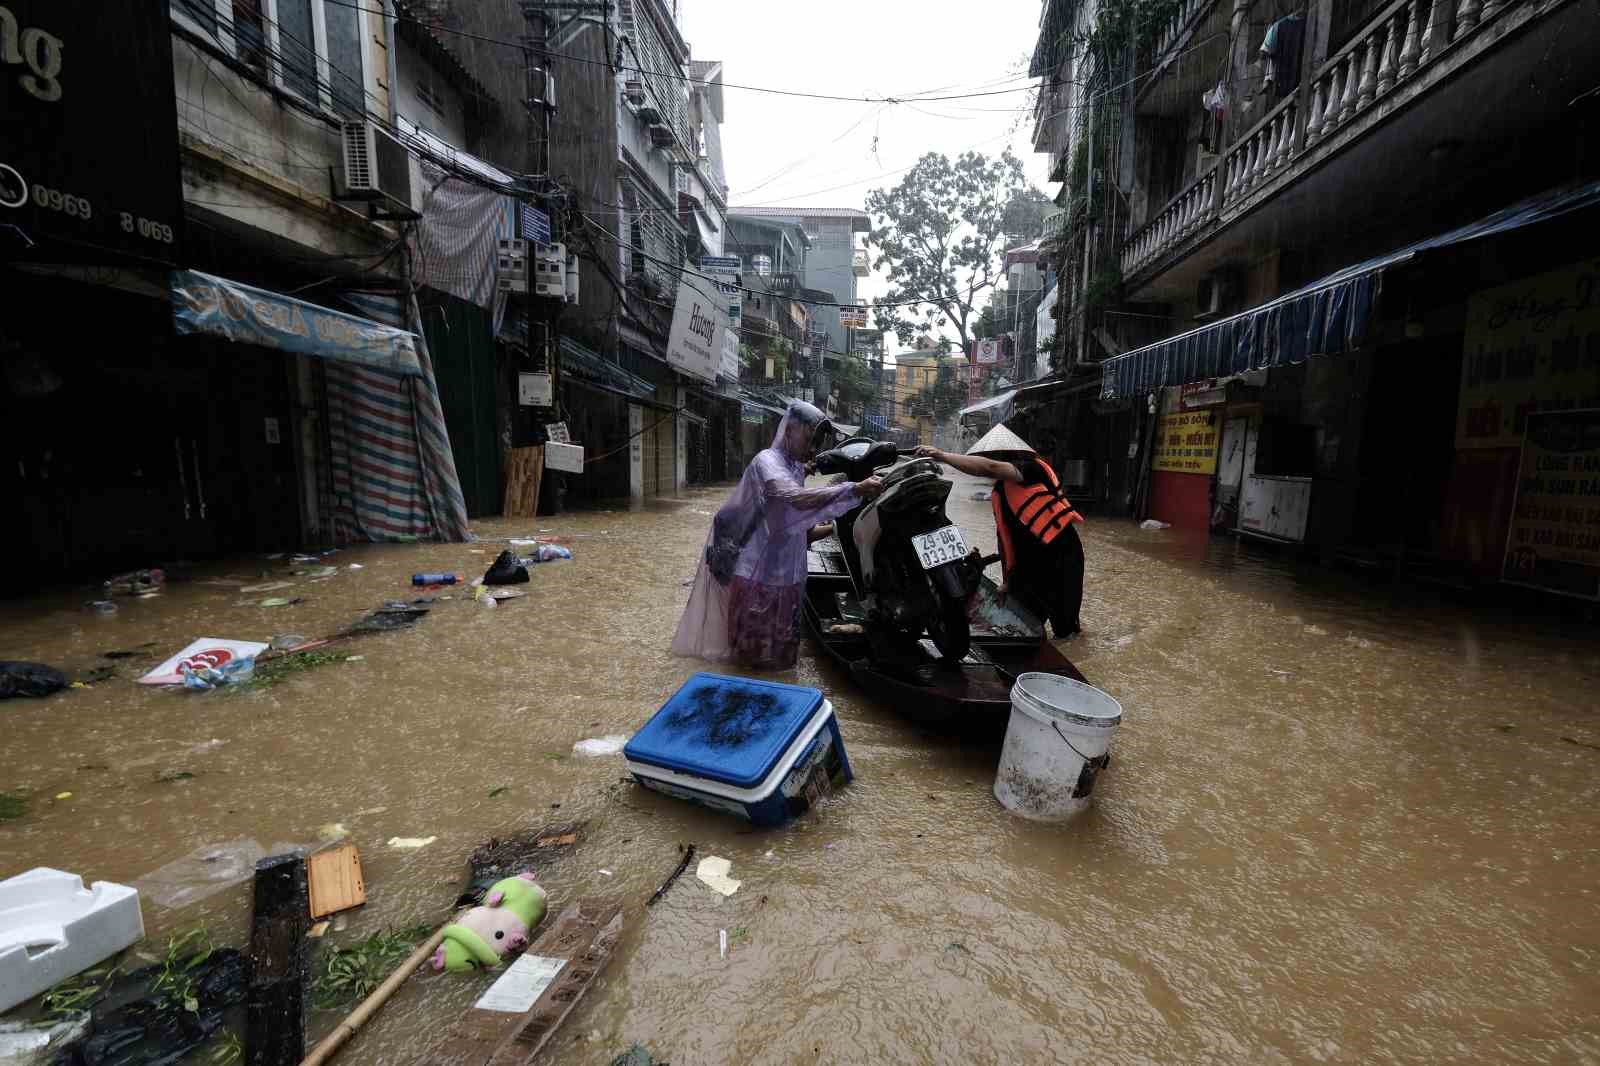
top-left (1502, 408), bottom-right (1600, 600)
top-left (0, 0), bottom-right (183, 263)
top-left (1151, 409), bottom-right (1220, 474)
top-left (665, 276), bottom-right (729, 384)
top-left (1457, 258), bottom-right (1600, 450)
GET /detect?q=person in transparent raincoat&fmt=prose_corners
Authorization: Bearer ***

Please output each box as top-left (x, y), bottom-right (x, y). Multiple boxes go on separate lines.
top-left (672, 401), bottom-right (884, 669)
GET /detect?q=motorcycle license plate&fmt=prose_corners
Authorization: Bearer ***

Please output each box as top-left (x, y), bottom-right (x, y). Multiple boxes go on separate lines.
top-left (913, 525), bottom-right (968, 569)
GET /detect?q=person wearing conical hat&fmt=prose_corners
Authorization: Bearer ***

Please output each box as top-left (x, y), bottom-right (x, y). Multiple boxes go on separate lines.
top-left (915, 425), bottom-right (1084, 638)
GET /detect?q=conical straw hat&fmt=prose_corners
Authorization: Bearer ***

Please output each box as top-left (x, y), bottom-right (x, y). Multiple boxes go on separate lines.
top-left (966, 423), bottom-right (1035, 458)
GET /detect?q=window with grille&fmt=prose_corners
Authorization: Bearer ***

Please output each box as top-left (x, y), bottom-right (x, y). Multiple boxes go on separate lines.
top-left (618, 0), bottom-right (692, 148)
top-left (622, 179), bottom-right (683, 293)
top-left (171, 0), bottom-right (364, 117)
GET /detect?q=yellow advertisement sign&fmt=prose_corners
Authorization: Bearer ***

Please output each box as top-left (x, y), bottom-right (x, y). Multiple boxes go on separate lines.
top-left (1152, 409), bottom-right (1220, 475)
top-left (1503, 409), bottom-right (1600, 600)
top-left (1457, 257), bottom-right (1600, 450)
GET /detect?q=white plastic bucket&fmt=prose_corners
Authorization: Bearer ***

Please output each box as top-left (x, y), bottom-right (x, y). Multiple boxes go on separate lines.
top-left (994, 673), bottom-right (1123, 821)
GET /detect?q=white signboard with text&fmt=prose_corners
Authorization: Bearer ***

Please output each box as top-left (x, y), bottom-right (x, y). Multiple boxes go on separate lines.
top-left (720, 327), bottom-right (740, 382)
top-left (666, 277), bottom-right (729, 384)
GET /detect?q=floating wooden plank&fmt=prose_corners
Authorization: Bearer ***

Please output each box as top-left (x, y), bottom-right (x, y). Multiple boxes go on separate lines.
top-left (247, 853), bottom-right (310, 1066)
top-left (421, 899), bottom-right (624, 1066)
top-left (307, 844), bottom-right (367, 919)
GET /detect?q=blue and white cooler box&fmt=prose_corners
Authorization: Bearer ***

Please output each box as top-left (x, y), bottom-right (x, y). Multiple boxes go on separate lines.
top-left (624, 673), bottom-right (853, 827)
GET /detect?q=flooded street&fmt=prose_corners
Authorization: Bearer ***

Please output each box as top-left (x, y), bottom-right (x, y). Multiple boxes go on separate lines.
top-left (4, 470), bottom-right (1599, 1065)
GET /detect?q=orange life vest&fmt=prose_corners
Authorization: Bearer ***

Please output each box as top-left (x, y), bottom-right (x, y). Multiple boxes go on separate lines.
top-left (992, 458), bottom-right (1084, 574)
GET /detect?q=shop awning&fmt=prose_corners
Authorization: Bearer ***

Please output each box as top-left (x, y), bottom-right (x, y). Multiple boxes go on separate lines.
top-left (959, 390), bottom-right (1016, 419)
top-left (170, 271), bottom-right (422, 376)
top-left (1100, 180), bottom-right (1600, 399)
top-left (559, 336), bottom-right (655, 401)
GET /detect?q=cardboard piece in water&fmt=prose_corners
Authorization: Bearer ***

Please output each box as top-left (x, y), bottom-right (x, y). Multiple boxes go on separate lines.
top-left (428, 899), bottom-right (623, 1065)
top-left (138, 638), bottom-right (270, 685)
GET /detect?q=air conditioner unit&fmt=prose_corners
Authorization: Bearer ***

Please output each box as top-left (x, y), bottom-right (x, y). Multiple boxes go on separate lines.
top-left (1194, 270), bottom-right (1236, 321)
top-left (648, 122), bottom-right (675, 148)
top-left (340, 120), bottom-right (416, 215)
top-left (624, 79), bottom-right (646, 106)
top-left (535, 242), bottom-right (567, 299)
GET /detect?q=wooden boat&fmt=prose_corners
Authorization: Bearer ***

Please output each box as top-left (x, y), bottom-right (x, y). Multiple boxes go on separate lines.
top-left (803, 543), bottom-right (1087, 735)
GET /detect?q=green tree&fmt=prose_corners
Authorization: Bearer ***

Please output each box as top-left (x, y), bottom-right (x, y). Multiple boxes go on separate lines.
top-left (908, 363), bottom-right (968, 423)
top-left (830, 354), bottom-right (879, 416)
top-left (866, 150), bottom-right (1044, 356)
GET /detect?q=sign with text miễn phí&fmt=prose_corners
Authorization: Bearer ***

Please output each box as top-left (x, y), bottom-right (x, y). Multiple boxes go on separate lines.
top-left (1502, 408), bottom-right (1600, 601)
top-left (1151, 409), bottom-right (1220, 475)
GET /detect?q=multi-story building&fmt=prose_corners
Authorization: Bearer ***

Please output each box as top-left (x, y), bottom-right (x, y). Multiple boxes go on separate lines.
top-left (1025, 0), bottom-right (1597, 589)
top-left (4, 0), bottom-right (555, 583)
top-left (547, 0), bottom-right (739, 498)
top-left (724, 207), bottom-right (871, 361)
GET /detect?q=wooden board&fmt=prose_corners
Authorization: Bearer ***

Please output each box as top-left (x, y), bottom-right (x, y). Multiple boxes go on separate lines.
top-left (247, 853), bottom-right (309, 1066)
top-left (422, 899), bottom-right (623, 1066)
top-left (307, 844), bottom-right (366, 919)
top-left (501, 446), bottom-right (544, 518)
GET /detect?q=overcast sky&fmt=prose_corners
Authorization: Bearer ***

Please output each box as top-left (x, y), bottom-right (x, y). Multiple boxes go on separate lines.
top-left (682, 0), bottom-right (1057, 352)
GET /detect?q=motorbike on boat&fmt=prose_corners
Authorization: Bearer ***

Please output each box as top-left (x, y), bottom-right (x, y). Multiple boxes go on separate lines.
top-left (812, 436), bottom-right (983, 661)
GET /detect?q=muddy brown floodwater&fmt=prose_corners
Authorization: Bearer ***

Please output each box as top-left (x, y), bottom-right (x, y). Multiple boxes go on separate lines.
top-left (3, 469), bottom-right (1599, 1065)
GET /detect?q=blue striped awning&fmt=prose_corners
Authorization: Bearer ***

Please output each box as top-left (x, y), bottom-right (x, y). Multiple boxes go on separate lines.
top-left (1100, 180), bottom-right (1600, 399)
top-left (171, 270), bottom-right (422, 376)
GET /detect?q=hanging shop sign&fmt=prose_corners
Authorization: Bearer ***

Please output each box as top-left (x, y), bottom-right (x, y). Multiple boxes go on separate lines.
top-left (975, 338), bottom-right (1001, 365)
top-left (0, 0), bottom-right (183, 263)
top-left (700, 255), bottom-right (741, 274)
top-left (1456, 257), bottom-right (1600, 450)
top-left (719, 327), bottom-right (739, 382)
top-left (521, 204), bottom-right (551, 245)
top-left (1502, 408), bottom-right (1600, 600)
top-left (838, 306), bottom-right (869, 329)
top-left (665, 276), bottom-right (728, 384)
top-left (1151, 409), bottom-right (1220, 474)
top-left (1180, 379), bottom-right (1227, 409)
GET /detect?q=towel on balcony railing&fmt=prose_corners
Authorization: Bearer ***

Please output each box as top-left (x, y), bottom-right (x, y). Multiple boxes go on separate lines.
top-left (1100, 179), bottom-right (1600, 400)
top-left (1261, 15), bottom-right (1304, 99)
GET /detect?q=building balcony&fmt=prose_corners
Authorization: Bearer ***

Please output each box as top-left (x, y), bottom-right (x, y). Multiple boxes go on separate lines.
top-left (852, 248), bottom-right (870, 277)
top-left (1120, 0), bottom-right (1588, 303)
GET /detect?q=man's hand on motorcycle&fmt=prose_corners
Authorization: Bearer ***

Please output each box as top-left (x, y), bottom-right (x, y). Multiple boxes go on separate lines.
top-left (855, 475), bottom-right (885, 499)
top-left (913, 445), bottom-right (942, 460)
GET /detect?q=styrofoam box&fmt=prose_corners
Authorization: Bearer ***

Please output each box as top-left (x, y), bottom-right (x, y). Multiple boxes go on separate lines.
top-left (544, 441), bottom-right (585, 473)
top-left (1, 868), bottom-right (144, 1013)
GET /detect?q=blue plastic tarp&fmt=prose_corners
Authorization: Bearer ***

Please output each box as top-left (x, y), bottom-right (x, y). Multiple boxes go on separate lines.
top-left (171, 270), bottom-right (422, 377)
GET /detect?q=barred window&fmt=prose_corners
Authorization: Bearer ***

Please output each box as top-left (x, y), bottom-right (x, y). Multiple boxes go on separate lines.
top-left (619, 0), bottom-right (693, 149)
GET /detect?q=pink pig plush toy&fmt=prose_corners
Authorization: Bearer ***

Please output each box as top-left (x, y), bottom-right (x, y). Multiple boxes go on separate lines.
top-left (431, 870), bottom-right (548, 972)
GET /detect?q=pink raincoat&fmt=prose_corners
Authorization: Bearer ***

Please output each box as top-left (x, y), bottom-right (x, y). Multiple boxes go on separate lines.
top-left (671, 402), bottom-right (860, 669)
